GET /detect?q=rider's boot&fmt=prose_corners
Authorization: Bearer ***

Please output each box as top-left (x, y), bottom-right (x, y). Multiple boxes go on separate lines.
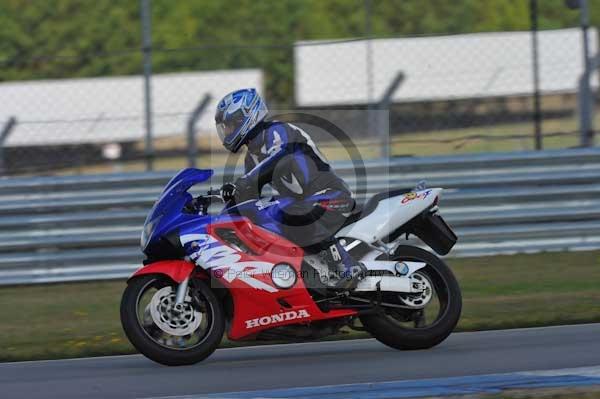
top-left (321, 240), bottom-right (367, 291)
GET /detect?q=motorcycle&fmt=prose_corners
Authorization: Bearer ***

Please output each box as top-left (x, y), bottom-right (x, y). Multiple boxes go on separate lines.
top-left (120, 168), bottom-right (462, 366)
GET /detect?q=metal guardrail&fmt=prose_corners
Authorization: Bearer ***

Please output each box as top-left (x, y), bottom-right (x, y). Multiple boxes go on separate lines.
top-left (2, 147), bottom-right (600, 194)
top-left (1, 147), bottom-right (599, 286)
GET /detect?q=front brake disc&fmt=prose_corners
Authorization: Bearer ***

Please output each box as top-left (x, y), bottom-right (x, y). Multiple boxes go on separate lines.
top-left (149, 286), bottom-right (202, 336)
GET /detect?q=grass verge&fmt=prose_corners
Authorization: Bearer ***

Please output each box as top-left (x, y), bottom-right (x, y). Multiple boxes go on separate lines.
top-left (56, 114), bottom-right (591, 175)
top-left (439, 386), bottom-right (600, 398)
top-left (0, 250), bottom-right (599, 362)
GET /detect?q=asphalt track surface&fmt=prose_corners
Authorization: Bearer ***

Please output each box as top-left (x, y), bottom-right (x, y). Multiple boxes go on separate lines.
top-left (1, 324), bottom-right (599, 399)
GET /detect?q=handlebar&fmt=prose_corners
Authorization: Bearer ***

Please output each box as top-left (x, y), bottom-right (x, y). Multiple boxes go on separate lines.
top-left (206, 188), bottom-right (222, 196)
top-left (184, 189), bottom-right (224, 215)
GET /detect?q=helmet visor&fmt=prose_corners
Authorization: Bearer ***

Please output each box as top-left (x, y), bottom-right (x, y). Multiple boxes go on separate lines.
top-left (216, 108), bottom-right (246, 144)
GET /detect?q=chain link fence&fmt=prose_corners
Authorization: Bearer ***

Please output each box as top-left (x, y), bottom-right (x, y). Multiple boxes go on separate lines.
top-left (0, 0), bottom-right (598, 176)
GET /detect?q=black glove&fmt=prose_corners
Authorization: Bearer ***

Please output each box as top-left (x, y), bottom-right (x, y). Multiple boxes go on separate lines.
top-left (220, 182), bottom-right (237, 202)
top-left (186, 196), bottom-right (207, 214)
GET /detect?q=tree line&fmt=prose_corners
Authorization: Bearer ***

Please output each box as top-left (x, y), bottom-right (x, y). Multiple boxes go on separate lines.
top-left (0, 0), bottom-right (597, 103)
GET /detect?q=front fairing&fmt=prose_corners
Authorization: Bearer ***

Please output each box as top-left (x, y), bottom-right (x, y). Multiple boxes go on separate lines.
top-left (141, 168), bottom-right (213, 252)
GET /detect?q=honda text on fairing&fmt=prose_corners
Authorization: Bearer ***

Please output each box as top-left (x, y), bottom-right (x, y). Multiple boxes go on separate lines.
top-left (120, 168), bottom-right (462, 366)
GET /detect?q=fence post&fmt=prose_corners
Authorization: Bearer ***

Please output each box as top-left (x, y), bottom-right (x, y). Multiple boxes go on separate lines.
top-left (140, 0), bottom-right (154, 170)
top-left (0, 117), bottom-right (17, 174)
top-left (377, 72), bottom-right (405, 160)
top-left (579, 52), bottom-right (599, 147)
top-left (187, 94), bottom-right (212, 168)
top-left (579, 0), bottom-right (594, 147)
top-left (530, 0), bottom-right (543, 150)
top-left (365, 0), bottom-right (376, 155)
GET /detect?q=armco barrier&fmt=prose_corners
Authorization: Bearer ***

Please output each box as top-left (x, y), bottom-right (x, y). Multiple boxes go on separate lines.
top-left (0, 147), bottom-right (599, 285)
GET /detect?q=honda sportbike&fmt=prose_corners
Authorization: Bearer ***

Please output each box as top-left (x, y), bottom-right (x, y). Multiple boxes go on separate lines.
top-left (120, 168), bottom-right (462, 366)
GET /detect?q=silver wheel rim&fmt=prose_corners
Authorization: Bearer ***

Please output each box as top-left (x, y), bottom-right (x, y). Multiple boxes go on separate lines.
top-left (399, 272), bottom-right (434, 308)
top-left (148, 286), bottom-right (202, 336)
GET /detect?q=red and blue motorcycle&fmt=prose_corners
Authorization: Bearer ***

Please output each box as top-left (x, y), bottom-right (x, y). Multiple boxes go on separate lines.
top-left (120, 168), bottom-right (461, 366)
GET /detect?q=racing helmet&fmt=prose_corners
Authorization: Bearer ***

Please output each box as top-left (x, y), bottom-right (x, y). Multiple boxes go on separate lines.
top-left (215, 88), bottom-right (268, 153)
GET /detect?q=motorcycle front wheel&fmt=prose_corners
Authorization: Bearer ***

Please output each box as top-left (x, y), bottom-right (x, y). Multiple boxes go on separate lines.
top-left (359, 245), bottom-right (462, 350)
top-left (120, 274), bottom-right (225, 366)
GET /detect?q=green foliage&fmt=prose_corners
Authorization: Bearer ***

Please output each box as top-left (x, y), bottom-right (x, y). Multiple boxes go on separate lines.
top-left (0, 0), bottom-right (597, 102)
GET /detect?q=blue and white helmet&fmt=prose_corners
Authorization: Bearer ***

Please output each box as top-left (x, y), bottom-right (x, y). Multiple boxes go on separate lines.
top-left (215, 88), bottom-right (268, 153)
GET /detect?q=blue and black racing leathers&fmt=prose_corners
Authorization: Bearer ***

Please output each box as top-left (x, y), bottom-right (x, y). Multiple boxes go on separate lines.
top-left (232, 121), bottom-right (355, 250)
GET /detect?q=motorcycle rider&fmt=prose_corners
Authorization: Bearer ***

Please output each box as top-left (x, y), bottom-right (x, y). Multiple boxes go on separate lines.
top-left (215, 88), bottom-right (366, 290)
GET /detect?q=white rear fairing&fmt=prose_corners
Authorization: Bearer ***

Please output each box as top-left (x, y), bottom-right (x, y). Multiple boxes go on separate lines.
top-left (337, 188), bottom-right (442, 244)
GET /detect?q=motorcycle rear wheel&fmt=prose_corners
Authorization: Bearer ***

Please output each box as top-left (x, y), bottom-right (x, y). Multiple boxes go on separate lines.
top-left (120, 274), bottom-right (225, 366)
top-left (359, 245), bottom-right (462, 350)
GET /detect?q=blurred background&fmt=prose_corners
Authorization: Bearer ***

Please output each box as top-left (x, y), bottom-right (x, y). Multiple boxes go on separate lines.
top-left (0, 0), bottom-right (599, 363)
top-left (0, 0), bottom-right (598, 175)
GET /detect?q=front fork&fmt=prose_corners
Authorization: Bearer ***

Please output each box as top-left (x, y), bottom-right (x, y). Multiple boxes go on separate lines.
top-left (173, 276), bottom-right (190, 312)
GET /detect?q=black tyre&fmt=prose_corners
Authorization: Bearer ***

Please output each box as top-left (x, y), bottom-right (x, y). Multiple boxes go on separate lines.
top-left (120, 275), bottom-right (225, 366)
top-left (359, 245), bottom-right (462, 350)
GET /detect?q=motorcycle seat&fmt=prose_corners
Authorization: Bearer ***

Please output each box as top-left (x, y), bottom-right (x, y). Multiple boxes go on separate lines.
top-left (341, 188), bottom-right (413, 229)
